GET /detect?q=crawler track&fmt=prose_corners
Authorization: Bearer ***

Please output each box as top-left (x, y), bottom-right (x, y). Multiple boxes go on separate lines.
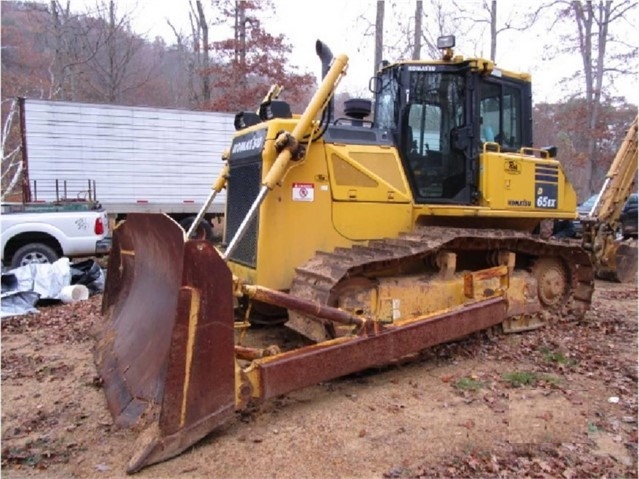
top-left (288, 227), bottom-right (595, 341)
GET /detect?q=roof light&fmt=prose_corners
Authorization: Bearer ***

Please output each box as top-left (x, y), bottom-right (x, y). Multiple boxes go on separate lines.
top-left (437, 35), bottom-right (456, 50)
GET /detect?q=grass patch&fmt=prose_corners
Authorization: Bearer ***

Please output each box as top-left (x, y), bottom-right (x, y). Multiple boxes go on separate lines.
top-left (539, 374), bottom-right (562, 388)
top-left (540, 347), bottom-right (576, 366)
top-left (502, 371), bottom-right (563, 388)
top-left (502, 371), bottom-right (538, 387)
top-left (454, 376), bottom-right (486, 392)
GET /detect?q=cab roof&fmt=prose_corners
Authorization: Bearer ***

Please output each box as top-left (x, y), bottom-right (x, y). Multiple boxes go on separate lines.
top-left (381, 56), bottom-right (532, 83)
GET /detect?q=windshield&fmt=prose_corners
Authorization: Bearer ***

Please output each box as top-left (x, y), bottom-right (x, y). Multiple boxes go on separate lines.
top-left (406, 71), bottom-right (465, 155)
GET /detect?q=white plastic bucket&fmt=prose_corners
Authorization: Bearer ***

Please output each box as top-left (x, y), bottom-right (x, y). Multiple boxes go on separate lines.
top-left (59, 284), bottom-right (90, 303)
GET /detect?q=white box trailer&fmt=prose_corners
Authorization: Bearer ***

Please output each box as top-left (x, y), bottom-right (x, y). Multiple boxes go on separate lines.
top-left (21, 98), bottom-right (236, 238)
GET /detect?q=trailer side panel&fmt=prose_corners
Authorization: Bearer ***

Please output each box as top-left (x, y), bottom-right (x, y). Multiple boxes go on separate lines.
top-left (23, 99), bottom-right (236, 215)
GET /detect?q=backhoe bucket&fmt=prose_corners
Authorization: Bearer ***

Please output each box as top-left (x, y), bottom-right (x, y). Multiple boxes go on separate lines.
top-left (94, 214), bottom-right (235, 473)
top-left (596, 240), bottom-right (638, 283)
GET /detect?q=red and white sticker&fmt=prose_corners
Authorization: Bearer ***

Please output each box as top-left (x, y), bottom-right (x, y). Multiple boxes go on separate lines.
top-left (292, 182), bottom-right (314, 202)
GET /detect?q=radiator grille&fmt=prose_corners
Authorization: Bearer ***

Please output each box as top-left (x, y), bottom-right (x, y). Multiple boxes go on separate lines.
top-left (225, 155), bottom-right (262, 267)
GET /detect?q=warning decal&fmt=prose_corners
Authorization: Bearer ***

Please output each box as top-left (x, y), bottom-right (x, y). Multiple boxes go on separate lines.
top-left (292, 182), bottom-right (314, 202)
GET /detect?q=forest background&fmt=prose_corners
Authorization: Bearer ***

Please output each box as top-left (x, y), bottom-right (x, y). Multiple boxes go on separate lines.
top-left (1, 0), bottom-right (638, 201)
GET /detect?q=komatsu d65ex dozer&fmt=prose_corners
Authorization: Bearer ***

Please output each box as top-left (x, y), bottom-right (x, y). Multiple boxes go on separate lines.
top-left (96, 37), bottom-right (613, 473)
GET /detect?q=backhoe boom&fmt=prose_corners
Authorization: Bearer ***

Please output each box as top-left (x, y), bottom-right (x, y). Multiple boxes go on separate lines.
top-left (582, 115), bottom-right (638, 282)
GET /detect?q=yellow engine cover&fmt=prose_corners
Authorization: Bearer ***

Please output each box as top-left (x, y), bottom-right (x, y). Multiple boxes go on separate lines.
top-left (228, 120), bottom-right (414, 291)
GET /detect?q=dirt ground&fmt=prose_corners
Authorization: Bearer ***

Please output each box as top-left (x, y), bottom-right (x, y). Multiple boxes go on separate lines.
top-left (1, 278), bottom-right (637, 478)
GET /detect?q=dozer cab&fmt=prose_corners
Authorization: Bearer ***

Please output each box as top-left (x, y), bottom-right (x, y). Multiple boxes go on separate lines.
top-left (94, 37), bottom-right (635, 473)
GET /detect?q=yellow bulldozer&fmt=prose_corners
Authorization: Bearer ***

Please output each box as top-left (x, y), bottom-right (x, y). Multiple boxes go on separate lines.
top-left (94, 36), bottom-right (637, 473)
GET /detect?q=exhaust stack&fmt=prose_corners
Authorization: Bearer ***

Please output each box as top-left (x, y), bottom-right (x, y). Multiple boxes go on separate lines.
top-left (316, 39), bottom-right (334, 123)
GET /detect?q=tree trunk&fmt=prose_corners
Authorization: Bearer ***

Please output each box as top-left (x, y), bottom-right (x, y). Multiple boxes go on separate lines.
top-left (237, 0), bottom-right (247, 89)
top-left (589, 1), bottom-right (611, 192)
top-left (50, 0), bottom-right (64, 99)
top-left (413, 1), bottom-right (422, 60)
top-left (107, 0), bottom-right (117, 102)
top-left (196, 0), bottom-right (211, 102)
top-left (571, 0), bottom-right (614, 194)
top-left (374, 0), bottom-right (384, 75)
top-left (490, 0), bottom-right (497, 61)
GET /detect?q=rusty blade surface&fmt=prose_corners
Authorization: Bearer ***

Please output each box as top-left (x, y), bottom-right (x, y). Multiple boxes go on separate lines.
top-left (94, 214), bottom-right (236, 473)
top-left (257, 297), bottom-right (507, 401)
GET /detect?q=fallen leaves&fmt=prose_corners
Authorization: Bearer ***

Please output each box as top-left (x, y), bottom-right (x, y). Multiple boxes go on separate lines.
top-left (1, 281), bottom-right (637, 478)
top-left (406, 441), bottom-right (633, 478)
top-left (392, 282), bottom-right (638, 479)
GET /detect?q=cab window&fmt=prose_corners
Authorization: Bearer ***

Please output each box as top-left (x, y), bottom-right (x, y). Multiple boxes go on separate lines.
top-left (375, 71), bottom-right (399, 130)
top-left (408, 104), bottom-right (441, 153)
top-left (479, 81), bottom-right (523, 149)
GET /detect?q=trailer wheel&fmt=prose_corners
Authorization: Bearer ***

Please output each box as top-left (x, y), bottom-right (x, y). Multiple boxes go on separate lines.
top-left (11, 243), bottom-right (59, 268)
top-left (179, 216), bottom-right (214, 241)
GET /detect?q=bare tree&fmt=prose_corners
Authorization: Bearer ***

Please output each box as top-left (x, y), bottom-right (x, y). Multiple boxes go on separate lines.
top-left (181, 0), bottom-right (219, 106)
top-left (47, 0), bottom-right (107, 100)
top-left (359, 0), bottom-right (459, 64)
top-left (49, 0), bottom-right (69, 98)
top-left (419, 0), bottom-right (458, 58)
top-left (550, 0), bottom-right (638, 193)
top-left (167, 20), bottom-right (199, 107)
top-left (451, 0), bottom-right (543, 62)
top-left (399, 0), bottom-right (463, 60)
top-left (76, 0), bottom-right (156, 103)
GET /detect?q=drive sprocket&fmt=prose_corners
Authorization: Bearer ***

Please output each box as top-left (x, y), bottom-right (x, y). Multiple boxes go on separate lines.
top-left (532, 257), bottom-right (569, 308)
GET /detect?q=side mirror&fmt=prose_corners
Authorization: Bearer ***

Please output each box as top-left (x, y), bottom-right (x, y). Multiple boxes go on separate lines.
top-left (451, 126), bottom-right (472, 152)
top-left (369, 76), bottom-right (382, 94)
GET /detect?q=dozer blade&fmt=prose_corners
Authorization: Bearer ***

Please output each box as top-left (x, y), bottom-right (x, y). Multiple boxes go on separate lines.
top-left (94, 214), bottom-right (236, 473)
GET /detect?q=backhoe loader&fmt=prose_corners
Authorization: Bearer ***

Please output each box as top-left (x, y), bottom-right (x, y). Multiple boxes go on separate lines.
top-left (94, 36), bottom-right (635, 473)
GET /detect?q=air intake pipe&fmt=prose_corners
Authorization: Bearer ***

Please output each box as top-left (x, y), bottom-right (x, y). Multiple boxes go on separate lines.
top-left (316, 39), bottom-right (334, 123)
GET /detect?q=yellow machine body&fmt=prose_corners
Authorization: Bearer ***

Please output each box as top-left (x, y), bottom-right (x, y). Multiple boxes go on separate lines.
top-left (226, 122), bottom-right (578, 292)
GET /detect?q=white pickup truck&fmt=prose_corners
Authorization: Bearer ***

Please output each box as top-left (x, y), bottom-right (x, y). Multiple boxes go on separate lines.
top-left (1, 201), bottom-right (111, 269)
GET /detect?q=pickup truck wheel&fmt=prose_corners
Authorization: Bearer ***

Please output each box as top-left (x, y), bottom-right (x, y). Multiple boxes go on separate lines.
top-left (179, 216), bottom-right (214, 241)
top-left (11, 243), bottom-right (59, 268)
